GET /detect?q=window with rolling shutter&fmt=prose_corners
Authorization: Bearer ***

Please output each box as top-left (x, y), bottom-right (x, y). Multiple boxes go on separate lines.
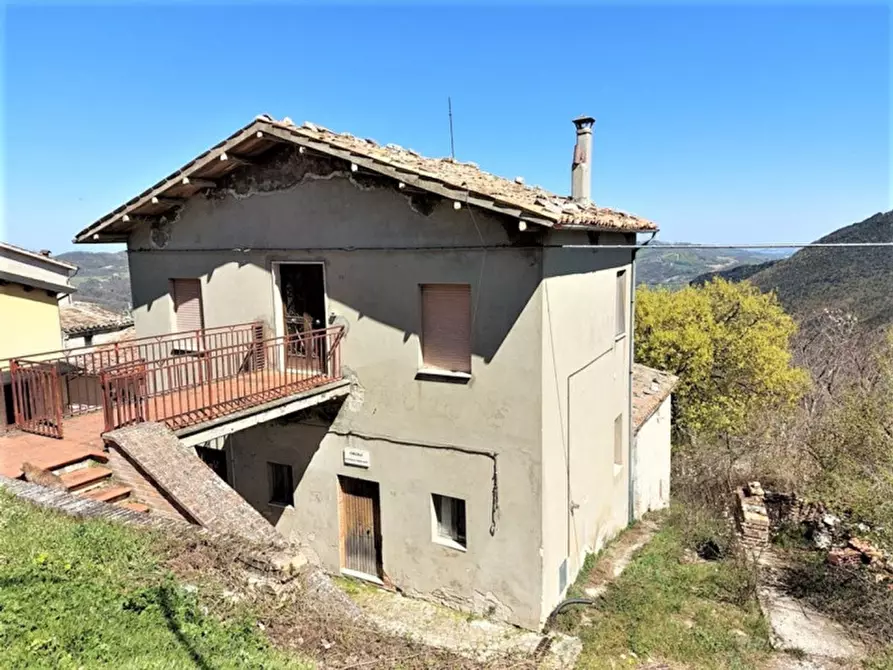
top-left (420, 284), bottom-right (472, 374)
top-left (171, 278), bottom-right (204, 332)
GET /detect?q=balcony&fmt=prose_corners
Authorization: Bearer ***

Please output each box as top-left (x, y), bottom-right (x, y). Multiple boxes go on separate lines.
top-left (1, 322), bottom-right (347, 476)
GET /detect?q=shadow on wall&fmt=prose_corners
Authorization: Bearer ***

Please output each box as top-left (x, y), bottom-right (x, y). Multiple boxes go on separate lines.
top-left (131, 248), bottom-right (542, 364)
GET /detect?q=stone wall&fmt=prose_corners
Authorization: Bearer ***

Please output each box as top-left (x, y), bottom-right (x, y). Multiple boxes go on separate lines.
top-left (105, 444), bottom-right (194, 521)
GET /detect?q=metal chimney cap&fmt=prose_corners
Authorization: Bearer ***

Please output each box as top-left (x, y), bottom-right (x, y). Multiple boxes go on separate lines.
top-left (572, 115), bottom-right (595, 130)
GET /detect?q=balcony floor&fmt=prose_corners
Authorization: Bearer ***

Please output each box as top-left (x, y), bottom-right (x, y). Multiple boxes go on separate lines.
top-left (1, 368), bottom-right (344, 479)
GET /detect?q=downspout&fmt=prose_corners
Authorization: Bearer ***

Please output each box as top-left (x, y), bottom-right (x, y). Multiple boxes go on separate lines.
top-left (628, 231), bottom-right (656, 524)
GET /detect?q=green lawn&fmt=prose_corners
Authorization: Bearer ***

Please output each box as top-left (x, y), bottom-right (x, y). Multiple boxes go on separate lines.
top-left (557, 511), bottom-right (772, 670)
top-left (0, 492), bottom-right (310, 670)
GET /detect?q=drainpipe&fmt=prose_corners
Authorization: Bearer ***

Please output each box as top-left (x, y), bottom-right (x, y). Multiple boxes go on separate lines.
top-left (628, 232), bottom-right (656, 524)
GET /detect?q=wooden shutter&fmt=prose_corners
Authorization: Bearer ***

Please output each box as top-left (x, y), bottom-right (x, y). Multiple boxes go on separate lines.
top-left (421, 284), bottom-right (471, 373)
top-left (615, 271), bottom-right (627, 337)
top-left (171, 279), bottom-right (204, 332)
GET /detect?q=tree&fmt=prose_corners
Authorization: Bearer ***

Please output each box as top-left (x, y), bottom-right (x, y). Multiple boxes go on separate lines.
top-left (636, 279), bottom-right (808, 442)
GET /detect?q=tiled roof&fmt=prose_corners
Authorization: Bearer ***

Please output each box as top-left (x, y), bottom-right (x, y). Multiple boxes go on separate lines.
top-left (74, 115), bottom-right (656, 243)
top-left (60, 302), bottom-right (132, 335)
top-left (264, 116), bottom-right (655, 231)
top-left (632, 363), bottom-right (679, 432)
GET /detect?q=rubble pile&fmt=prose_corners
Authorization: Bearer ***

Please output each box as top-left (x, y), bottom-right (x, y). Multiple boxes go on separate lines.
top-left (738, 481), bottom-right (893, 581)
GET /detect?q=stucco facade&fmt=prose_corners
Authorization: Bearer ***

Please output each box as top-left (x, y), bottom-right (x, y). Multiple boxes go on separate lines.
top-left (117, 150), bottom-right (637, 630)
top-left (633, 395), bottom-right (672, 518)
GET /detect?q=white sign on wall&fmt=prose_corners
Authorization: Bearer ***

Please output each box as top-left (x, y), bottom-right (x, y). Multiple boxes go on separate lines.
top-left (343, 447), bottom-right (370, 468)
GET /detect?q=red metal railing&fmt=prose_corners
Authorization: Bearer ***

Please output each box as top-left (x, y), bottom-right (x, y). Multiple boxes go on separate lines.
top-left (7, 322), bottom-right (262, 421)
top-left (101, 325), bottom-right (344, 432)
top-left (9, 359), bottom-right (64, 439)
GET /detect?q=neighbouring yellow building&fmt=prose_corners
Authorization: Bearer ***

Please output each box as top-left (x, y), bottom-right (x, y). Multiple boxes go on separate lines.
top-left (0, 242), bottom-right (77, 431)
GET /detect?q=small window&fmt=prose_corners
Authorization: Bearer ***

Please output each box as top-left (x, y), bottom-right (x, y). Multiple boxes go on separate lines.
top-left (614, 414), bottom-right (623, 467)
top-left (432, 494), bottom-right (466, 548)
top-left (615, 270), bottom-right (627, 338)
top-left (83, 334), bottom-right (94, 347)
top-left (267, 462), bottom-right (294, 506)
top-left (420, 284), bottom-right (472, 374)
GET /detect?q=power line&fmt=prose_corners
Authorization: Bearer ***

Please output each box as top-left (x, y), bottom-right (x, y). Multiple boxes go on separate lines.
top-left (609, 242), bottom-right (893, 250)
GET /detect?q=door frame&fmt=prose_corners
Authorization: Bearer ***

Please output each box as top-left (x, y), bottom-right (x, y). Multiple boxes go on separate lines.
top-left (270, 261), bottom-right (329, 372)
top-left (337, 475), bottom-right (384, 584)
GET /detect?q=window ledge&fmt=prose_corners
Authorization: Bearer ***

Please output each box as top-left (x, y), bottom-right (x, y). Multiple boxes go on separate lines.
top-left (415, 368), bottom-right (472, 384)
top-left (433, 536), bottom-right (468, 552)
top-left (267, 501), bottom-right (294, 509)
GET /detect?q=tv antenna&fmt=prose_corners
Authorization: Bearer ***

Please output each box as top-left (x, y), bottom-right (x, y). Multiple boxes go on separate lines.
top-left (448, 97), bottom-right (456, 160)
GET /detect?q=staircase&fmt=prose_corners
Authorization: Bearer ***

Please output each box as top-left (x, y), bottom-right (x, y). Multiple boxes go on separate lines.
top-left (47, 457), bottom-right (150, 514)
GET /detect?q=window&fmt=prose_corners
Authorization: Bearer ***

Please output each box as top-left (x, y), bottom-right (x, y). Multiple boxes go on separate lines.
top-left (614, 414), bottom-right (624, 468)
top-left (171, 278), bottom-right (204, 332)
top-left (432, 494), bottom-right (467, 549)
top-left (420, 284), bottom-right (472, 374)
top-left (267, 462), bottom-right (294, 506)
top-left (615, 270), bottom-right (627, 338)
top-left (83, 334), bottom-right (94, 347)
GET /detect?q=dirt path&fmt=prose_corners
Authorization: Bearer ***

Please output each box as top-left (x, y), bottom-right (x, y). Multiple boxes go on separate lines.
top-left (579, 517), bottom-right (660, 599)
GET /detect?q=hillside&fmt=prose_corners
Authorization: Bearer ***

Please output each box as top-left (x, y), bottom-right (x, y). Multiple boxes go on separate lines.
top-left (636, 243), bottom-right (785, 287)
top-left (56, 250), bottom-right (130, 312)
top-left (705, 211), bottom-right (893, 330)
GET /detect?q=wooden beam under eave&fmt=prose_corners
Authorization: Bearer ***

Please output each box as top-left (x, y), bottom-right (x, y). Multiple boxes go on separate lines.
top-left (181, 177), bottom-right (216, 189)
top-left (219, 152), bottom-right (259, 167)
top-left (150, 196), bottom-right (185, 206)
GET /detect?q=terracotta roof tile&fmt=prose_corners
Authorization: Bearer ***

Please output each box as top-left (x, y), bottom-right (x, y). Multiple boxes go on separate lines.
top-left (60, 302), bottom-right (132, 335)
top-left (632, 363), bottom-right (679, 432)
top-left (263, 116), bottom-right (655, 231)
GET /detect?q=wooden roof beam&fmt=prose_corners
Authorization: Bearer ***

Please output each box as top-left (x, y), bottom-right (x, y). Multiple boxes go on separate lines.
top-left (181, 177), bottom-right (216, 189)
top-left (219, 152), bottom-right (260, 167)
top-left (150, 196), bottom-right (185, 206)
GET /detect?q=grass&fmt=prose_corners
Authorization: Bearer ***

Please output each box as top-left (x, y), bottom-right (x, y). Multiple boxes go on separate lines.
top-left (0, 492), bottom-right (310, 670)
top-left (557, 508), bottom-right (772, 670)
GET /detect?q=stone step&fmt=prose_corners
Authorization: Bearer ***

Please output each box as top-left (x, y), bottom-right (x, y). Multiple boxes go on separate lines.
top-left (48, 449), bottom-right (109, 474)
top-left (59, 466), bottom-right (113, 492)
top-left (118, 501), bottom-right (150, 514)
top-left (82, 485), bottom-right (132, 504)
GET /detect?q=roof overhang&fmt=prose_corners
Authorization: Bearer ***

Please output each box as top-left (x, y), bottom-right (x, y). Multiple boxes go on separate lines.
top-left (0, 270), bottom-right (76, 295)
top-left (75, 116), bottom-right (656, 244)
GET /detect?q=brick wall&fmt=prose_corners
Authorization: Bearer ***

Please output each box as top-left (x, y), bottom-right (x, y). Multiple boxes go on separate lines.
top-left (105, 444), bottom-right (194, 522)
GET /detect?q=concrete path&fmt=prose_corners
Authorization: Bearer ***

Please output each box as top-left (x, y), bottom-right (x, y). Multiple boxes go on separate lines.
top-left (758, 551), bottom-right (864, 670)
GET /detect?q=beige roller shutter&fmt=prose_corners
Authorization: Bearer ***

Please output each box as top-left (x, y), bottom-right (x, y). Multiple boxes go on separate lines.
top-left (171, 278), bottom-right (204, 332)
top-left (421, 284), bottom-right (471, 373)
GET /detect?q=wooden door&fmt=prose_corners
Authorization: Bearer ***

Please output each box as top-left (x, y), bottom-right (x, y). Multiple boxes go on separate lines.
top-left (339, 476), bottom-right (382, 578)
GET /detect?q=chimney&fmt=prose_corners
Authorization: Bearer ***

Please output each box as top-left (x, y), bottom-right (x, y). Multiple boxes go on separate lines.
top-left (571, 115), bottom-right (595, 202)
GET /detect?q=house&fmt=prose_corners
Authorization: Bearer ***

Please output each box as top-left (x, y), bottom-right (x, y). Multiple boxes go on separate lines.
top-left (68, 113), bottom-right (657, 630)
top-left (59, 299), bottom-right (133, 349)
top-left (0, 243), bottom-right (77, 433)
top-left (631, 363), bottom-right (678, 519)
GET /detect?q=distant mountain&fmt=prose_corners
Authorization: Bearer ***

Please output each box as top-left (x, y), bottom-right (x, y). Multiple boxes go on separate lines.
top-left (56, 250), bottom-right (131, 313)
top-left (636, 242), bottom-right (786, 288)
top-left (691, 260), bottom-right (778, 286)
top-left (745, 211), bottom-right (893, 330)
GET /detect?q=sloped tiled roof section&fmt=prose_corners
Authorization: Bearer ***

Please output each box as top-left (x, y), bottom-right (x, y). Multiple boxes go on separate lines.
top-left (632, 363), bottom-right (679, 432)
top-left (74, 115), bottom-right (656, 243)
top-left (60, 302), bottom-right (133, 335)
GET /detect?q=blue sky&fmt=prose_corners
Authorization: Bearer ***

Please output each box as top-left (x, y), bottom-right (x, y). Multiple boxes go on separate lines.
top-left (2, 2), bottom-right (890, 252)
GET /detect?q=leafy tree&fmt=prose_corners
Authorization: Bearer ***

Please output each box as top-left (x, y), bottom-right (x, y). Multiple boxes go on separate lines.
top-left (636, 279), bottom-right (808, 441)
